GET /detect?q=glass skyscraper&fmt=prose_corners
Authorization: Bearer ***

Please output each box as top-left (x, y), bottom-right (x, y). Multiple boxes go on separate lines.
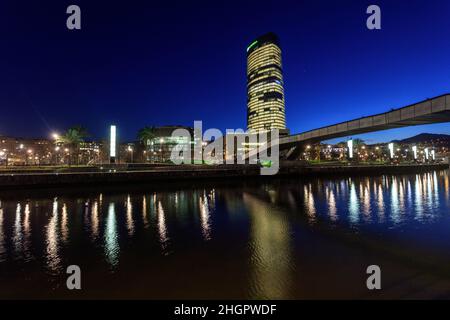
top-left (246, 32), bottom-right (287, 132)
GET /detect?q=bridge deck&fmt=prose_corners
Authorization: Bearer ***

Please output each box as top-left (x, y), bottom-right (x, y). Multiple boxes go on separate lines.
top-left (281, 93), bottom-right (450, 146)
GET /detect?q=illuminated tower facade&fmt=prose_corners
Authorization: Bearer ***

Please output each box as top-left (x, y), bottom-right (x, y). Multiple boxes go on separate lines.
top-left (246, 33), bottom-right (286, 132)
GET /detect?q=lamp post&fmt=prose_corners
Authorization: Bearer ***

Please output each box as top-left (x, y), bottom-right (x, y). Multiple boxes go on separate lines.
top-left (54, 146), bottom-right (60, 165)
top-left (64, 148), bottom-right (70, 166)
top-left (27, 149), bottom-right (33, 166)
top-left (52, 133), bottom-right (59, 165)
top-left (127, 146), bottom-right (133, 163)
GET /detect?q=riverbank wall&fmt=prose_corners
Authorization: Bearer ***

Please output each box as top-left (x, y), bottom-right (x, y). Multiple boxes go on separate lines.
top-left (0, 163), bottom-right (447, 189)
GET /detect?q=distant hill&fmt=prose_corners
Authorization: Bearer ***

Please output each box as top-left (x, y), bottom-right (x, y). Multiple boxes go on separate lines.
top-left (393, 133), bottom-right (450, 144)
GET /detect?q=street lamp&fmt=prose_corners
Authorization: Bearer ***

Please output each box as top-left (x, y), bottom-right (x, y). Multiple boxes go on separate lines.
top-left (54, 146), bottom-right (60, 165)
top-left (52, 133), bottom-right (60, 165)
top-left (27, 149), bottom-right (33, 165)
top-left (127, 146), bottom-right (133, 163)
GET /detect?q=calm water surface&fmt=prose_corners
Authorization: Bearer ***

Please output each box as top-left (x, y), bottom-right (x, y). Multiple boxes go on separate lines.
top-left (1, 171), bottom-right (450, 299)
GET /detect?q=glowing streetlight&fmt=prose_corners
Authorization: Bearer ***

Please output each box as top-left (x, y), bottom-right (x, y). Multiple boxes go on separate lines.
top-left (127, 145), bottom-right (134, 163)
top-left (52, 133), bottom-right (59, 140)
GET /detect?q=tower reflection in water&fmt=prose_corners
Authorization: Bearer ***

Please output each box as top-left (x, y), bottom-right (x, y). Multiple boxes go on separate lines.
top-left (243, 193), bottom-right (292, 299)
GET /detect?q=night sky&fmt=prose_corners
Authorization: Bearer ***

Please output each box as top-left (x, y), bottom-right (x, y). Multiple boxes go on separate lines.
top-left (1, 0), bottom-right (450, 143)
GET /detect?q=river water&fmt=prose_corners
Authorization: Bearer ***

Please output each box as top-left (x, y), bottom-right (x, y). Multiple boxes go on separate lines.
top-left (1, 170), bottom-right (450, 299)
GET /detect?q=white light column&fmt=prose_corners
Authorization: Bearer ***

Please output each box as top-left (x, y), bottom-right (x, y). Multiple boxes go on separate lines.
top-left (431, 149), bottom-right (436, 161)
top-left (110, 125), bottom-right (117, 164)
top-left (412, 146), bottom-right (417, 160)
top-left (347, 139), bottom-right (353, 159)
top-left (425, 147), bottom-right (429, 161)
top-left (388, 143), bottom-right (394, 159)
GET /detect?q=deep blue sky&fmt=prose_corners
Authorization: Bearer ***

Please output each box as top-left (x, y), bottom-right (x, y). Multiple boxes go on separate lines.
top-left (1, 0), bottom-right (450, 142)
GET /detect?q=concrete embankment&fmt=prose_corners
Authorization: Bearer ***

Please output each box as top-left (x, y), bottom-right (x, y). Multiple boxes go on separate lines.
top-left (0, 163), bottom-right (447, 189)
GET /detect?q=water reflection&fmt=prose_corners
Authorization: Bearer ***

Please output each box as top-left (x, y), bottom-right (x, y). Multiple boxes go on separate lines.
top-left (105, 202), bottom-right (119, 268)
top-left (377, 184), bottom-right (385, 222)
top-left (326, 185), bottom-right (337, 221)
top-left (23, 204), bottom-right (31, 260)
top-left (304, 185), bottom-right (316, 223)
top-left (0, 205), bottom-right (5, 261)
top-left (142, 196), bottom-right (149, 229)
top-left (91, 200), bottom-right (99, 240)
top-left (199, 192), bottom-right (211, 241)
top-left (349, 182), bottom-right (360, 224)
top-left (46, 198), bottom-right (61, 273)
top-left (13, 203), bottom-right (23, 257)
top-left (126, 195), bottom-right (134, 237)
top-left (391, 177), bottom-right (400, 224)
top-left (61, 203), bottom-right (69, 244)
top-left (157, 201), bottom-right (170, 254)
top-left (244, 193), bottom-right (292, 299)
top-left (0, 170), bottom-right (448, 298)
top-left (362, 181), bottom-right (371, 221)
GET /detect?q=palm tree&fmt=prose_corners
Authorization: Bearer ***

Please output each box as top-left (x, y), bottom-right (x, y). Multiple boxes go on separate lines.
top-left (57, 126), bottom-right (89, 165)
top-left (353, 138), bottom-right (365, 149)
top-left (137, 126), bottom-right (157, 162)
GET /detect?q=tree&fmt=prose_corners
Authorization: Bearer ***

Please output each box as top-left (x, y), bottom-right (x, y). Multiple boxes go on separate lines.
top-left (352, 138), bottom-right (366, 162)
top-left (137, 126), bottom-right (157, 162)
top-left (57, 126), bottom-right (89, 165)
top-left (353, 138), bottom-right (365, 149)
